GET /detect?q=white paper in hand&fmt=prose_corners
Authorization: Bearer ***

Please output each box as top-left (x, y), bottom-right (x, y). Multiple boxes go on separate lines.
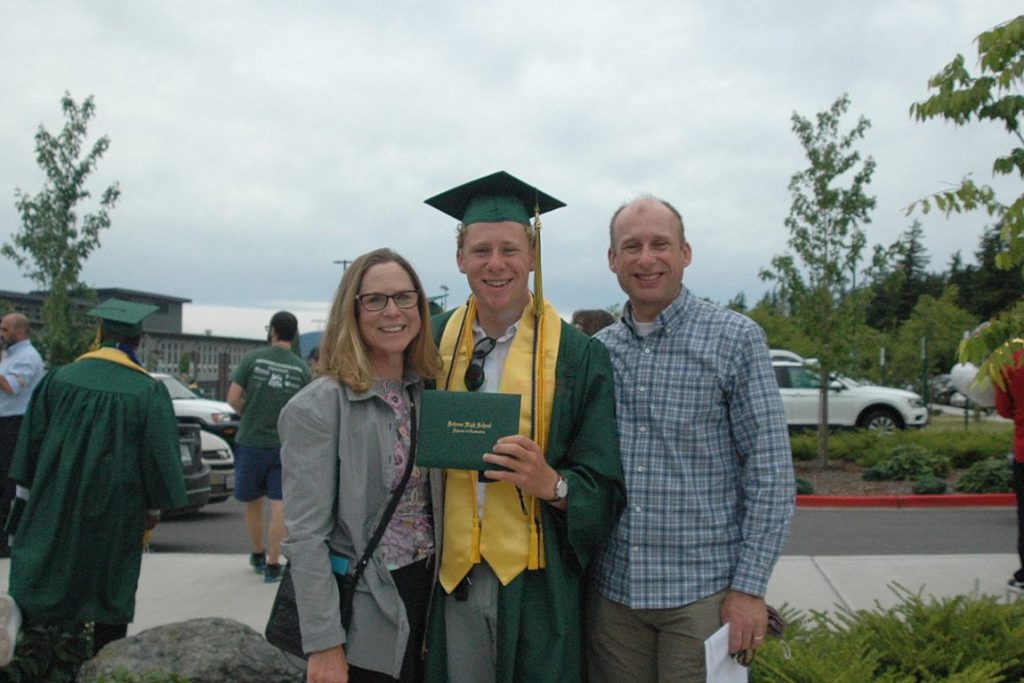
top-left (704, 622), bottom-right (748, 683)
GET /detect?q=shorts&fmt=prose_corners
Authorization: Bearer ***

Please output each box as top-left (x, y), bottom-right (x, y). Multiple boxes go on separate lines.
top-left (233, 444), bottom-right (283, 502)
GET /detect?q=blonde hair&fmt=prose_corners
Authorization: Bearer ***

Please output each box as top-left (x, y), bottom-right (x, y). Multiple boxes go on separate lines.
top-left (317, 248), bottom-right (441, 393)
top-left (456, 221), bottom-right (535, 250)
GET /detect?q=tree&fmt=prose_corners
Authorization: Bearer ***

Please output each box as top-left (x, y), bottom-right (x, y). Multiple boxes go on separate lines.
top-left (746, 298), bottom-right (814, 355)
top-left (725, 291), bottom-right (748, 313)
top-left (865, 220), bottom-right (945, 331)
top-left (761, 93), bottom-right (877, 464)
top-left (948, 225), bottom-right (1024, 319)
top-left (887, 287), bottom-right (977, 392)
top-left (3, 92), bottom-right (120, 365)
top-left (907, 15), bottom-right (1024, 385)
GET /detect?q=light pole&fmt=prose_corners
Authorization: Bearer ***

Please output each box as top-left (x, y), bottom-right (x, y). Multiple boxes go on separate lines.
top-left (440, 284), bottom-right (449, 310)
top-left (333, 259), bottom-right (352, 273)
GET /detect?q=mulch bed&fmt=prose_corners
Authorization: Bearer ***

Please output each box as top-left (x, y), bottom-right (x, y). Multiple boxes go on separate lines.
top-left (793, 459), bottom-right (969, 496)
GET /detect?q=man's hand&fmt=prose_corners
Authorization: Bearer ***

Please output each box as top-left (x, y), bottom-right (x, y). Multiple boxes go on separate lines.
top-left (144, 512), bottom-right (161, 531)
top-left (482, 434), bottom-right (565, 508)
top-left (307, 645), bottom-right (348, 683)
top-left (722, 590), bottom-right (768, 655)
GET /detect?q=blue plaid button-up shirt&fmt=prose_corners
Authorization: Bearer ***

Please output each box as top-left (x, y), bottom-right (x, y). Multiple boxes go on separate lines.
top-left (593, 287), bottom-right (794, 608)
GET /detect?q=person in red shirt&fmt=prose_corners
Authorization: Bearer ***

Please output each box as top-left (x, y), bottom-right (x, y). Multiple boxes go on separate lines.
top-left (995, 346), bottom-right (1024, 589)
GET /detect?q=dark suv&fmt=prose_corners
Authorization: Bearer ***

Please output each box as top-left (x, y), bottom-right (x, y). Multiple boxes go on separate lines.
top-left (169, 423), bottom-right (212, 515)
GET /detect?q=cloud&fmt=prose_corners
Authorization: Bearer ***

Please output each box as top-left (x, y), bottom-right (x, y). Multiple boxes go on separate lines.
top-left (0, 0), bottom-right (1019, 336)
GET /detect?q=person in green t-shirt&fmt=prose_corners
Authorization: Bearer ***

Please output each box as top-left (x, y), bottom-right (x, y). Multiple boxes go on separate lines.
top-left (228, 311), bottom-right (310, 582)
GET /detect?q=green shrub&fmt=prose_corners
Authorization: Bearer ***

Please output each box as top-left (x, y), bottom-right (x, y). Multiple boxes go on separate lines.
top-left (0, 622), bottom-right (92, 683)
top-left (889, 444), bottom-right (951, 478)
top-left (788, 425), bottom-right (1011, 470)
top-left (861, 465), bottom-right (887, 481)
top-left (789, 432), bottom-right (818, 461)
top-left (795, 477), bottom-right (815, 495)
top-left (914, 430), bottom-right (1012, 468)
top-left (912, 475), bottom-right (948, 495)
top-left (862, 444), bottom-right (951, 481)
top-left (954, 458), bottom-right (1013, 493)
top-left (751, 586), bottom-right (1024, 682)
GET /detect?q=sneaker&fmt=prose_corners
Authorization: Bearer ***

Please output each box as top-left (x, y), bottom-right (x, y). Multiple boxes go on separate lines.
top-left (264, 563), bottom-right (283, 583)
top-left (0, 593), bottom-right (22, 666)
top-left (250, 551), bottom-right (267, 574)
top-left (1010, 575), bottom-right (1024, 591)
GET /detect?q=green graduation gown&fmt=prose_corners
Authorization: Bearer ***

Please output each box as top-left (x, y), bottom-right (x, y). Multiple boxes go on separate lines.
top-left (8, 352), bottom-right (187, 625)
top-left (425, 313), bottom-right (626, 683)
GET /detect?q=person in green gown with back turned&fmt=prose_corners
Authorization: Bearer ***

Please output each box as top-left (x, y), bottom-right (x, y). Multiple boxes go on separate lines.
top-left (1, 298), bottom-right (187, 660)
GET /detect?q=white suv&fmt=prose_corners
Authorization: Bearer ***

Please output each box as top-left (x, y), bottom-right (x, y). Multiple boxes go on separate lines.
top-left (154, 373), bottom-right (240, 444)
top-left (154, 373), bottom-right (237, 503)
top-left (772, 360), bottom-right (928, 431)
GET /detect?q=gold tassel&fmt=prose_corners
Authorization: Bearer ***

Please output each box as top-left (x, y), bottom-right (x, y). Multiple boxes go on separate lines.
top-left (471, 504), bottom-right (482, 563)
top-left (532, 202), bottom-right (543, 317)
top-left (529, 294), bottom-right (547, 568)
top-left (527, 495), bottom-right (541, 569)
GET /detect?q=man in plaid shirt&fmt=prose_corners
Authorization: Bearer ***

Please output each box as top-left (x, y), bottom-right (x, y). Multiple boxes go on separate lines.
top-left (587, 196), bottom-right (795, 682)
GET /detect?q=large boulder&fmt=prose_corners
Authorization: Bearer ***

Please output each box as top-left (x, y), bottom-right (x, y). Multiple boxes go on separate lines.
top-left (77, 617), bottom-right (304, 683)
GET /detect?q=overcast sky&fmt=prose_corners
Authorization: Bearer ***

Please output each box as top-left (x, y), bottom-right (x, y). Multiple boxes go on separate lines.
top-left (1, 2), bottom-right (1019, 339)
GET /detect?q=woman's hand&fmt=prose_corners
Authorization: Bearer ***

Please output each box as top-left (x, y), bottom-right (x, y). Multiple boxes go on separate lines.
top-left (307, 644), bottom-right (348, 683)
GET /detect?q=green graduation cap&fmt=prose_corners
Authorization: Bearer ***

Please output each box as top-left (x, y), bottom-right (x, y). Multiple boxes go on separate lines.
top-left (425, 171), bottom-right (566, 315)
top-left (424, 170), bottom-right (565, 225)
top-left (87, 298), bottom-right (159, 337)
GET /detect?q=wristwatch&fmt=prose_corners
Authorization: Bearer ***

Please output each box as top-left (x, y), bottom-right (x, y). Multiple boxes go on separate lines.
top-left (551, 475), bottom-right (568, 502)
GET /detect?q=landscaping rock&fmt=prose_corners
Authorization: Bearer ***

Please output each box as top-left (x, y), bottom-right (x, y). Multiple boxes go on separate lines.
top-left (77, 617), bottom-right (304, 683)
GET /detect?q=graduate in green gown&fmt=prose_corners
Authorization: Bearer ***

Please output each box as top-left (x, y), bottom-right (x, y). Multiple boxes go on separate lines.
top-left (6, 298), bottom-right (186, 655)
top-left (422, 172), bottom-right (625, 682)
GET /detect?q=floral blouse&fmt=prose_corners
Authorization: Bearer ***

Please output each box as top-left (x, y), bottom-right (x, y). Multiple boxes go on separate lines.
top-left (376, 378), bottom-right (434, 569)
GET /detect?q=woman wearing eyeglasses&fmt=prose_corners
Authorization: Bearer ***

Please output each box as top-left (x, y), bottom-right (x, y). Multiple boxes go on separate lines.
top-left (279, 248), bottom-right (443, 683)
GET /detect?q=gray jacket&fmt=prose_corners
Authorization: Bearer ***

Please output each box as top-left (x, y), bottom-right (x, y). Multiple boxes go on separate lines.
top-left (279, 375), bottom-right (444, 678)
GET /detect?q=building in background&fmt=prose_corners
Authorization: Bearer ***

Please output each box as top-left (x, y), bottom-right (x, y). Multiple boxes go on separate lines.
top-left (0, 287), bottom-right (262, 400)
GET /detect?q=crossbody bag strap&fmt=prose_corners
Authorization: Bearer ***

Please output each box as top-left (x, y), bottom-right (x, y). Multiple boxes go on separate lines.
top-left (349, 387), bottom-right (418, 582)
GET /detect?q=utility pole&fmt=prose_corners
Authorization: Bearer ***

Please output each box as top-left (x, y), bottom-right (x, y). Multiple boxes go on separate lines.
top-left (333, 259), bottom-right (352, 272)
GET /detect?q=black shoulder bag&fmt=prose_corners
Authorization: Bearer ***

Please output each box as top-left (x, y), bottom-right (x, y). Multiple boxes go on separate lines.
top-left (265, 392), bottom-right (419, 658)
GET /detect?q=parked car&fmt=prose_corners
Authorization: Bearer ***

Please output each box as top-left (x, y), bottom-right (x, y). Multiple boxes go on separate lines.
top-left (201, 429), bottom-right (235, 504)
top-left (772, 360), bottom-right (928, 431)
top-left (929, 374), bottom-right (958, 405)
top-left (168, 423), bottom-right (212, 515)
top-left (154, 373), bottom-right (240, 445)
top-left (770, 348), bottom-right (819, 367)
top-left (770, 349), bottom-right (805, 363)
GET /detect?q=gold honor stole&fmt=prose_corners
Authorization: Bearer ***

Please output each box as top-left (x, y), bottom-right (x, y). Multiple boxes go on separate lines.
top-left (76, 346), bottom-right (151, 376)
top-left (437, 295), bottom-right (561, 590)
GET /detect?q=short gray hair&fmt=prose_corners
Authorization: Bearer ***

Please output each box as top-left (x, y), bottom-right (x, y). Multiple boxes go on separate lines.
top-left (607, 194), bottom-right (685, 250)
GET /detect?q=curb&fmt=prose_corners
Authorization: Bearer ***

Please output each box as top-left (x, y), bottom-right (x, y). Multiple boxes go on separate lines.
top-left (797, 493), bottom-right (1016, 509)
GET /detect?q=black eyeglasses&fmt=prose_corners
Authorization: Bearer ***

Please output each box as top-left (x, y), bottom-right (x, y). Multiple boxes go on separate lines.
top-left (355, 290), bottom-right (420, 312)
top-left (464, 336), bottom-right (497, 391)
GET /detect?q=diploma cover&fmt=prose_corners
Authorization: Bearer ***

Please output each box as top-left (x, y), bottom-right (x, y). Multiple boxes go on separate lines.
top-left (416, 390), bottom-right (521, 471)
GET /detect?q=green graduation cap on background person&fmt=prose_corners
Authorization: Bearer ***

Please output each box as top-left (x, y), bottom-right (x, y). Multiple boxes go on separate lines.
top-left (424, 170), bottom-right (566, 314)
top-left (87, 298), bottom-right (159, 337)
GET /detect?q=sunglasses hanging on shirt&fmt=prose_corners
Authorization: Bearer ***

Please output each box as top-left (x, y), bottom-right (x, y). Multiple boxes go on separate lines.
top-left (464, 336), bottom-right (497, 391)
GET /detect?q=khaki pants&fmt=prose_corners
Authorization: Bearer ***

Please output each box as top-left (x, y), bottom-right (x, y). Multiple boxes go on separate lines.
top-left (585, 587), bottom-right (727, 683)
top-left (443, 563), bottom-right (500, 683)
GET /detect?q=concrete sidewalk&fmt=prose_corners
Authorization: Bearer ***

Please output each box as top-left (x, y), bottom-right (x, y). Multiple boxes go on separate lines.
top-left (3, 552), bottom-right (1020, 637)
